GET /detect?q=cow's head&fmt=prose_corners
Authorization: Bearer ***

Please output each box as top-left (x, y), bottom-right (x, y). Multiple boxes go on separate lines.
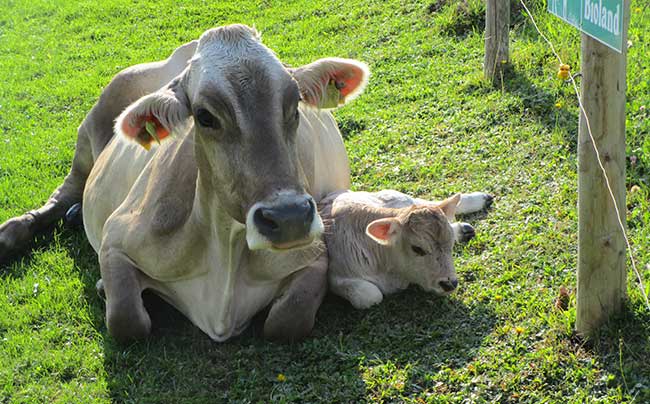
top-left (365, 194), bottom-right (460, 295)
top-left (116, 25), bottom-right (369, 251)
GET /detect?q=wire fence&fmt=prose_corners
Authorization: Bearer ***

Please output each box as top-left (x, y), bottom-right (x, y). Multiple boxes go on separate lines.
top-left (518, 0), bottom-right (650, 311)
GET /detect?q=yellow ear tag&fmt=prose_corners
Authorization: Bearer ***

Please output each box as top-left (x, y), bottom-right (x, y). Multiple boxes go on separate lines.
top-left (135, 127), bottom-right (152, 150)
top-left (145, 121), bottom-right (161, 144)
top-left (319, 80), bottom-right (342, 109)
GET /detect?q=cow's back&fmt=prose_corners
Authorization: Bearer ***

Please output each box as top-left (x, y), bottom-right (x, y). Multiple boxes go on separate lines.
top-left (79, 41), bottom-right (198, 162)
top-left (81, 42), bottom-right (198, 250)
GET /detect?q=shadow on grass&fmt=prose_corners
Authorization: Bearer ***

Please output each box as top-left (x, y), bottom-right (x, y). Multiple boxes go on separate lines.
top-left (588, 306), bottom-right (650, 401)
top-left (0, 230), bottom-right (59, 277)
top-left (8, 221), bottom-right (496, 401)
top-left (462, 67), bottom-right (579, 149)
top-left (0, 204), bottom-right (496, 401)
top-left (93, 284), bottom-right (495, 402)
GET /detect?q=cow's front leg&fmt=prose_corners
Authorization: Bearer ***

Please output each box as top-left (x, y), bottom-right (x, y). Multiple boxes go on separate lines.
top-left (100, 247), bottom-right (151, 342)
top-left (264, 252), bottom-right (328, 343)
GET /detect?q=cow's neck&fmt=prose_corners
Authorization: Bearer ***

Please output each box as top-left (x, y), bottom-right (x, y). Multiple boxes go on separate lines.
top-left (193, 171), bottom-right (245, 244)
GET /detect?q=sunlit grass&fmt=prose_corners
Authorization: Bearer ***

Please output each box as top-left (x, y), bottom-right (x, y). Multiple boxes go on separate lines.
top-left (0, 0), bottom-right (648, 402)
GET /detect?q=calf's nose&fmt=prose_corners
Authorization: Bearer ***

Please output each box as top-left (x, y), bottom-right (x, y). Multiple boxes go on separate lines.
top-left (253, 194), bottom-right (316, 247)
top-left (439, 278), bottom-right (459, 293)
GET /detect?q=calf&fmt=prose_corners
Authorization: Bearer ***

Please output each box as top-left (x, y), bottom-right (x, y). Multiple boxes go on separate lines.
top-left (319, 190), bottom-right (491, 309)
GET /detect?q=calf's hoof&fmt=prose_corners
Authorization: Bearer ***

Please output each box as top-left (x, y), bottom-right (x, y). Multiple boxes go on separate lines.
top-left (349, 284), bottom-right (383, 310)
top-left (458, 223), bottom-right (476, 243)
top-left (484, 194), bottom-right (494, 209)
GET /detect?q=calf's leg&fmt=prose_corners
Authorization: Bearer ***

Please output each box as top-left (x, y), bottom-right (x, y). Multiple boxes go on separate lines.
top-left (264, 252), bottom-right (328, 343)
top-left (100, 248), bottom-right (151, 342)
top-left (455, 192), bottom-right (493, 215)
top-left (330, 277), bottom-right (383, 309)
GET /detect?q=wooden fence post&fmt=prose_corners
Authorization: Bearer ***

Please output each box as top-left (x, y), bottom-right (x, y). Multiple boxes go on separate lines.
top-left (576, 1), bottom-right (630, 336)
top-left (484, 0), bottom-right (509, 83)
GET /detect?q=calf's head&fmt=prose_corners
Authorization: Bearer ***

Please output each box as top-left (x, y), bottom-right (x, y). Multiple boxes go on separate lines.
top-left (365, 195), bottom-right (461, 295)
top-left (115, 25), bottom-right (368, 251)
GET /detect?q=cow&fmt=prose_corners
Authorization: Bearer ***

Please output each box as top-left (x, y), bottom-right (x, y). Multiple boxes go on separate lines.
top-left (319, 190), bottom-right (492, 309)
top-left (0, 24), bottom-right (370, 343)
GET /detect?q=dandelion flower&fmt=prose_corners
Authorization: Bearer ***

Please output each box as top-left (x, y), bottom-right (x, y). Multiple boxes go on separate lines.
top-left (276, 373), bottom-right (287, 382)
top-left (557, 64), bottom-right (570, 80)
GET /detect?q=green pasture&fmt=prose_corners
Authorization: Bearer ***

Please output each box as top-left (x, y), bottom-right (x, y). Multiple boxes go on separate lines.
top-left (0, 0), bottom-right (648, 402)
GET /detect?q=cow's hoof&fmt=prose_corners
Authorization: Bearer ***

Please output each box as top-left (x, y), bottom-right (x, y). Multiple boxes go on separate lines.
top-left (64, 203), bottom-right (83, 229)
top-left (264, 296), bottom-right (314, 344)
top-left (264, 318), bottom-right (312, 344)
top-left (458, 223), bottom-right (476, 243)
top-left (106, 305), bottom-right (152, 343)
top-left (96, 278), bottom-right (105, 300)
top-left (0, 214), bottom-right (36, 266)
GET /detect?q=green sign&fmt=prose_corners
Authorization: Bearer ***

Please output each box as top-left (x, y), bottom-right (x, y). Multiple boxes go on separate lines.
top-left (548, 0), bottom-right (624, 52)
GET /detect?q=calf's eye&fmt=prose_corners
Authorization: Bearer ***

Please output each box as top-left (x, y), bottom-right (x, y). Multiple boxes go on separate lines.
top-left (195, 108), bottom-right (221, 129)
top-left (411, 245), bottom-right (427, 256)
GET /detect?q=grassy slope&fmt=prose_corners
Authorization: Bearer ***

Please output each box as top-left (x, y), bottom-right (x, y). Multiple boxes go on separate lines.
top-left (0, 0), bottom-right (648, 402)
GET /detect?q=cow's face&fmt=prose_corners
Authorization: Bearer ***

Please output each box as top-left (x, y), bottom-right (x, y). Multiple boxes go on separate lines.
top-left (116, 25), bottom-right (369, 251)
top-left (365, 195), bottom-right (460, 295)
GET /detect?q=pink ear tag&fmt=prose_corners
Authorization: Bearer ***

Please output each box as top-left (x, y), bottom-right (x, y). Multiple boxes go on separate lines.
top-left (319, 80), bottom-right (342, 109)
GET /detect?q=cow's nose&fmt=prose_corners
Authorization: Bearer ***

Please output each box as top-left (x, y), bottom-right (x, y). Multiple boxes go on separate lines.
top-left (253, 194), bottom-right (315, 247)
top-left (439, 278), bottom-right (459, 293)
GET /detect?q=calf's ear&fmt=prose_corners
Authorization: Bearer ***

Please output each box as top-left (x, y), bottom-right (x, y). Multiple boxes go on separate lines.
top-left (437, 193), bottom-right (461, 220)
top-left (115, 75), bottom-right (191, 150)
top-left (292, 57), bottom-right (369, 109)
top-left (366, 218), bottom-right (402, 246)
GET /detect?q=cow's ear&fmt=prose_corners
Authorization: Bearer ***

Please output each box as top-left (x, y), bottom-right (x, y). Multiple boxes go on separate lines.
top-left (115, 76), bottom-right (191, 150)
top-left (366, 217), bottom-right (402, 246)
top-left (292, 57), bottom-right (369, 109)
top-left (436, 193), bottom-right (461, 221)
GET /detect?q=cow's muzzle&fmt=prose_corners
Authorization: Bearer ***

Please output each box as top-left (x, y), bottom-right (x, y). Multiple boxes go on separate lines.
top-left (246, 192), bottom-right (323, 250)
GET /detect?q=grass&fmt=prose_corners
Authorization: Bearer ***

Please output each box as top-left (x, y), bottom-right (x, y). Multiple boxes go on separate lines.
top-left (0, 0), bottom-right (649, 402)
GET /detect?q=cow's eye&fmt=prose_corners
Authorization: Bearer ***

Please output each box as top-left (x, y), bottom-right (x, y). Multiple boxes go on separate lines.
top-left (294, 108), bottom-right (300, 122)
top-left (411, 245), bottom-right (427, 256)
top-left (195, 108), bottom-right (220, 129)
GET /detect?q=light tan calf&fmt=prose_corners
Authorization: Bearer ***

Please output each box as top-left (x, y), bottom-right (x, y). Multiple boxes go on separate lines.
top-left (320, 190), bottom-right (492, 309)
